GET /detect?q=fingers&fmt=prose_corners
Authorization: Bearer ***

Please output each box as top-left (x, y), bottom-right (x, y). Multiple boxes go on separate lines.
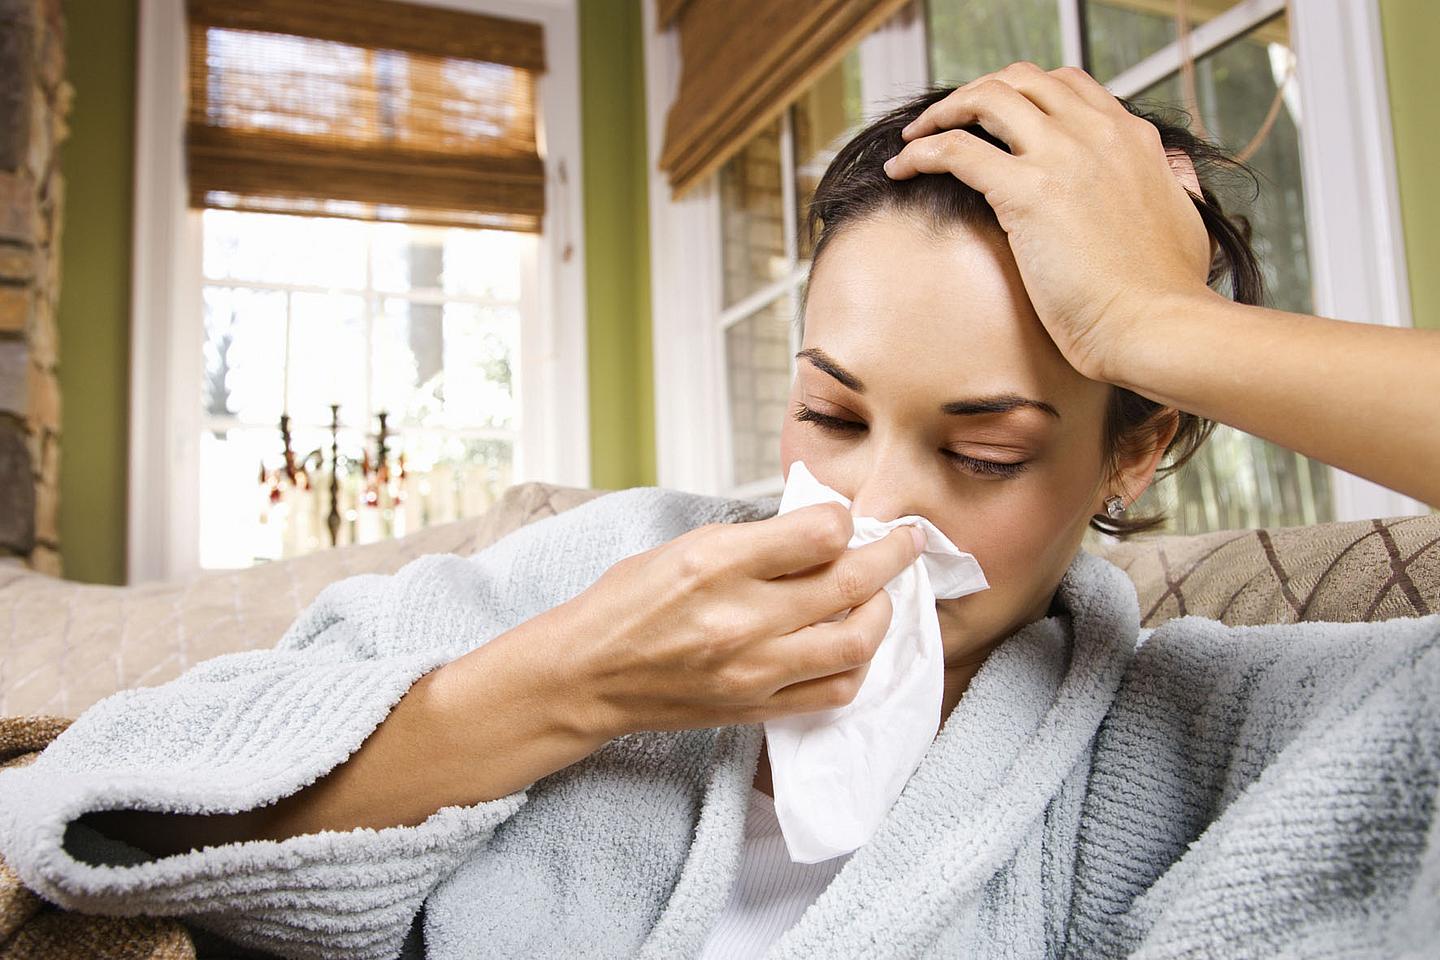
top-left (761, 588), bottom-right (892, 717)
top-left (1048, 64), bottom-right (1129, 114)
top-left (899, 64), bottom-right (1127, 147)
top-left (772, 524), bottom-right (919, 629)
top-left (739, 501), bottom-right (854, 580)
top-left (896, 78), bottom-right (1050, 154)
top-left (766, 586), bottom-right (893, 688)
top-left (883, 128), bottom-right (1017, 195)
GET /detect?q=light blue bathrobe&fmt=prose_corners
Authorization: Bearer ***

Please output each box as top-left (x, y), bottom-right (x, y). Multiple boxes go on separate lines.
top-left (0, 487), bottom-right (1436, 960)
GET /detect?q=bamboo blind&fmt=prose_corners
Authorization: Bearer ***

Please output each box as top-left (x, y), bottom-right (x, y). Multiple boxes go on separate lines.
top-left (185, 0), bottom-right (546, 231)
top-left (658, 0), bottom-right (911, 197)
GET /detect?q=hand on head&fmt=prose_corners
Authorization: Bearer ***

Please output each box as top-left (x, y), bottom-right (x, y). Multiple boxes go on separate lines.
top-left (883, 62), bottom-right (1216, 384)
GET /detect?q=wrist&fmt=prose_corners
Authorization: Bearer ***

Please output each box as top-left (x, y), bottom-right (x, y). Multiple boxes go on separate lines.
top-left (433, 610), bottom-right (620, 760)
top-left (1099, 285), bottom-right (1227, 397)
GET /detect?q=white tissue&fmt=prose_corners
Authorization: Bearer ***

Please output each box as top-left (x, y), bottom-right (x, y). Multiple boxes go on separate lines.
top-left (764, 460), bottom-right (990, 863)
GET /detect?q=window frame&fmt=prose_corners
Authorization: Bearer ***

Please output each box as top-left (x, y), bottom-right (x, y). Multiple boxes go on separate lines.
top-left (129, 0), bottom-right (589, 583)
top-left (645, 0), bottom-right (1423, 519)
top-left (644, 0), bottom-right (929, 497)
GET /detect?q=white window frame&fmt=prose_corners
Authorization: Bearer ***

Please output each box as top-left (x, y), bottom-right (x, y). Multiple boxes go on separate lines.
top-left (129, 0), bottom-right (589, 583)
top-left (644, 0), bottom-right (928, 497)
top-left (645, 0), bottom-right (1423, 519)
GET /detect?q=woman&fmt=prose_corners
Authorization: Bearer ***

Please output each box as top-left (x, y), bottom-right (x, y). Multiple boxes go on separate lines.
top-left (1, 66), bottom-right (1436, 959)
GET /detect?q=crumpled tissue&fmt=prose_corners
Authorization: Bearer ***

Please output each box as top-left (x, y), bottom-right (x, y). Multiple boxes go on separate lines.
top-left (763, 460), bottom-right (990, 863)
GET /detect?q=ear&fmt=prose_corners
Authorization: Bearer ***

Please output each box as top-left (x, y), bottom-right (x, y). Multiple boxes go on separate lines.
top-left (1103, 408), bottom-right (1182, 513)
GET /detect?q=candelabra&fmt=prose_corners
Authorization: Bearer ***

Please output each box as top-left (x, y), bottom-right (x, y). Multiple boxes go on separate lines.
top-left (258, 406), bottom-right (406, 556)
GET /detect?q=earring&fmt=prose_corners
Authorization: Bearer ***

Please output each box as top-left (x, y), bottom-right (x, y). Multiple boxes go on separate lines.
top-left (1104, 495), bottom-right (1126, 519)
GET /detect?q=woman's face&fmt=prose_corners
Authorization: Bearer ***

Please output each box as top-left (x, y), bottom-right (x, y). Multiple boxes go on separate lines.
top-left (780, 210), bottom-right (1121, 661)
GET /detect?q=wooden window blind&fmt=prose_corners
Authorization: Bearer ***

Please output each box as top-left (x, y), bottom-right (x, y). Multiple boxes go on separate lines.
top-left (657, 0), bottom-right (910, 197)
top-left (185, 0), bottom-right (546, 231)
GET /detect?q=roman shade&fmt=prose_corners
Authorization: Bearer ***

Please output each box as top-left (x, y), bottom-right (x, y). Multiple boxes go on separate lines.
top-left (657, 0), bottom-right (911, 197)
top-left (185, 0), bottom-right (546, 231)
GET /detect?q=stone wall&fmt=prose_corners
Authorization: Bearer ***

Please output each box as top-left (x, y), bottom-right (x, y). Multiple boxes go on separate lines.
top-left (0, 0), bottom-right (68, 576)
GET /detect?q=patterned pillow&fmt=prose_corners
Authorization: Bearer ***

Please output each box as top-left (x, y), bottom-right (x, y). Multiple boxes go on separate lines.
top-left (1099, 515), bottom-right (1440, 627)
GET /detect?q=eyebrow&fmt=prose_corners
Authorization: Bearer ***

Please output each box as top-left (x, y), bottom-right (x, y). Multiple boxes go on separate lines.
top-left (796, 347), bottom-right (1061, 420)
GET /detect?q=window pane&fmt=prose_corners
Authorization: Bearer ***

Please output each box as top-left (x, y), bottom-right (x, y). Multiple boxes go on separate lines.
top-left (720, 119), bottom-right (787, 306)
top-left (374, 299), bottom-right (515, 430)
top-left (371, 223), bottom-right (444, 294)
top-left (726, 296), bottom-right (794, 487)
top-left (371, 223), bottom-right (527, 300)
top-left (1152, 426), bottom-right (1333, 532)
top-left (372, 296), bottom-right (443, 425)
top-left (395, 432), bottom-right (514, 526)
top-left (286, 292), bottom-right (368, 427)
top-left (1137, 24), bottom-right (1309, 312)
top-left (1084, 1), bottom-right (1275, 84)
top-left (202, 209), bottom-right (367, 289)
top-left (794, 49), bottom-right (864, 261)
top-left (202, 285), bottom-right (287, 426)
top-left (443, 230), bottom-right (526, 300)
top-left (200, 423), bottom-right (350, 568)
top-left (1135, 17), bottom-right (1332, 532)
top-left (440, 303), bottom-right (517, 429)
top-left (927, 0), bottom-right (1061, 85)
top-left (199, 212), bottom-right (528, 572)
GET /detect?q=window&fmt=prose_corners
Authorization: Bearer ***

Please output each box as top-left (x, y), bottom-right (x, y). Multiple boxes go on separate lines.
top-left (198, 210), bottom-right (530, 568)
top-left (131, 0), bottom-right (588, 583)
top-left (651, 0), bottom-right (1416, 529)
top-left (716, 50), bottom-right (866, 495)
top-left (935, 0), bottom-right (1333, 532)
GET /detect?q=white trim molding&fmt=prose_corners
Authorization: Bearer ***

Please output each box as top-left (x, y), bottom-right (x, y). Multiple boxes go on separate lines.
top-left (129, 0), bottom-right (588, 583)
top-left (643, 0), bottom-right (726, 495)
top-left (129, 0), bottom-right (202, 584)
top-left (1289, 0), bottom-right (1422, 519)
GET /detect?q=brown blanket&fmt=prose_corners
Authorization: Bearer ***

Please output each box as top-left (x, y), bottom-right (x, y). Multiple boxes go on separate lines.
top-left (0, 715), bottom-right (195, 960)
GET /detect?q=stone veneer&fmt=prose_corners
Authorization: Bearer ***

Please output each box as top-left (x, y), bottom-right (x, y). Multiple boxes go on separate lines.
top-left (0, 0), bottom-right (67, 577)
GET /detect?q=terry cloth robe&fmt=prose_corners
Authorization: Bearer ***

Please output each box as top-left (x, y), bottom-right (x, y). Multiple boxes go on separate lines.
top-left (0, 487), bottom-right (1436, 960)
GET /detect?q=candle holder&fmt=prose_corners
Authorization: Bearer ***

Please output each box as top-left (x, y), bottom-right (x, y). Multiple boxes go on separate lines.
top-left (259, 406), bottom-right (408, 555)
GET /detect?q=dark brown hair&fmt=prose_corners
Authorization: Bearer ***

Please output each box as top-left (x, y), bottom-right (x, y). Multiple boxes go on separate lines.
top-left (802, 86), bottom-right (1266, 537)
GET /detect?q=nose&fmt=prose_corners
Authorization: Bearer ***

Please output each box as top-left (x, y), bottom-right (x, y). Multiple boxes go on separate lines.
top-left (845, 440), bottom-right (930, 523)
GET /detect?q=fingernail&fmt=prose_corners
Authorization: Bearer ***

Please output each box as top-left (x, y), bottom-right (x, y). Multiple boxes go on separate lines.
top-left (900, 122), bottom-right (914, 138)
top-left (909, 525), bottom-right (926, 553)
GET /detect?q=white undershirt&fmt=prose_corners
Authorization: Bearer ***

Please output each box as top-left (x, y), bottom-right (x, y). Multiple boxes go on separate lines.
top-left (696, 788), bottom-right (853, 959)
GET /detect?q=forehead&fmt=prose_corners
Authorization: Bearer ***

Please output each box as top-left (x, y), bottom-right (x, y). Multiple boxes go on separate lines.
top-left (802, 212), bottom-right (1091, 402)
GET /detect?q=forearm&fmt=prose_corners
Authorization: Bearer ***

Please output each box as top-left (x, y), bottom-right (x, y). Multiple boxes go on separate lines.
top-left (85, 606), bottom-right (612, 856)
top-left (1109, 289), bottom-right (1440, 509)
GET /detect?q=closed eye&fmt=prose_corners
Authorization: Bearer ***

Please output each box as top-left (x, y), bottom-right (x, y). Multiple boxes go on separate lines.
top-left (792, 402), bottom-right (863, 433)
top-left (942, 451), bottom-right (1029, 478)
top-left (790, 402), bottom-right (1029, 479)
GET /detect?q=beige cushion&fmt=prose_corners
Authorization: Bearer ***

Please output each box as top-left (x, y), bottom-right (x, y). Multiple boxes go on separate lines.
top-left (1101, 514), bottom-right (1440, 627)
top-left (0, 482), bottom-right (602, 717)
top-left (2, 481), bottom-right (1434, 717)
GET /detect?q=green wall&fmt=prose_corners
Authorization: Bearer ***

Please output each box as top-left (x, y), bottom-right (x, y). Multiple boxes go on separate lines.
top-left (1380, 0), bottom-right (1439, 332)
top-left (578, 0), bottom-right (655, 490)
top-left (56, 0), bottom-right (135, 583)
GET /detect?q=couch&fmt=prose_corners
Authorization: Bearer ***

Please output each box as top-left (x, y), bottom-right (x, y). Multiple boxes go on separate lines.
top-left (2, 482), bottom-right (1438, 718)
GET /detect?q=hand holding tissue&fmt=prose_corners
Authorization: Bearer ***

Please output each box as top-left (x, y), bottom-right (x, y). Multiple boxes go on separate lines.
top-left (764, 461), bottom-right (990, 863)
